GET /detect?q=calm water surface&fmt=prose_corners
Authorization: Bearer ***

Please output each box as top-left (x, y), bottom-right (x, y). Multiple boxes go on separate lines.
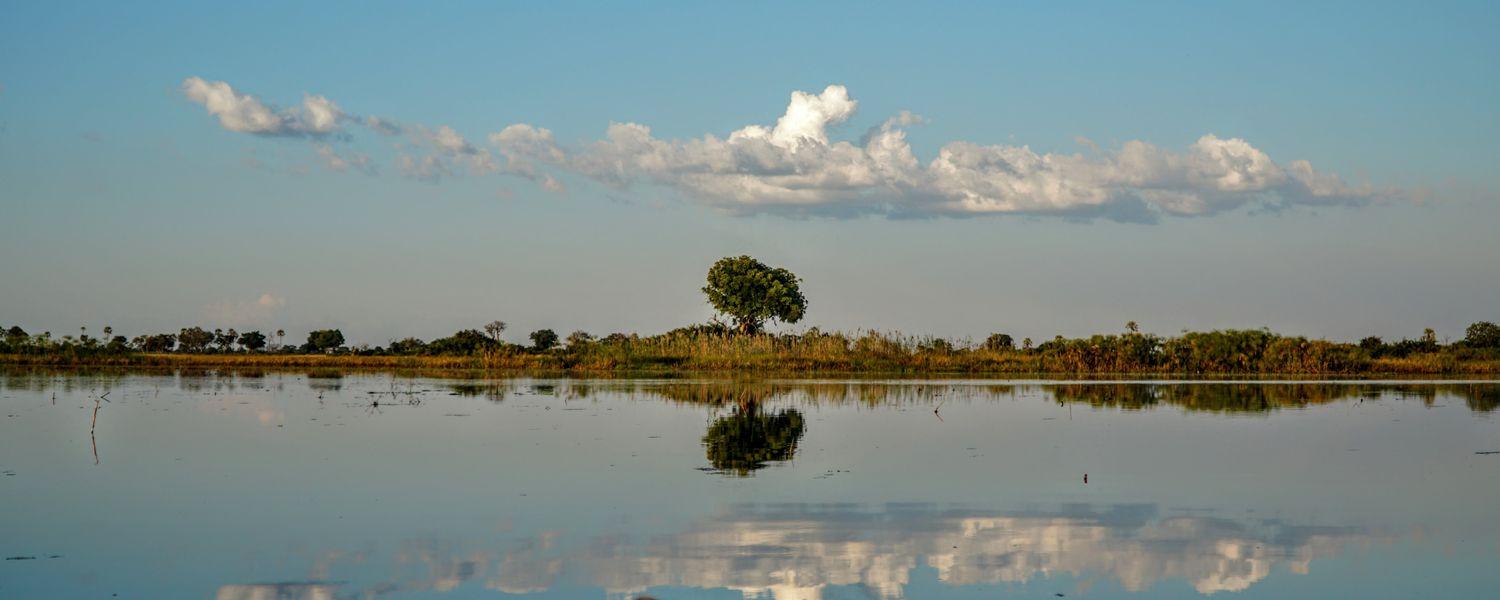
top-left (2, 372), bottom-right (1498, 599)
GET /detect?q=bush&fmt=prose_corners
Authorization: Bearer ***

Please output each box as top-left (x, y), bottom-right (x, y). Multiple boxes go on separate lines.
top-left (529, 329), bottom-right (559, 351)
top-left (982, 333), bottom-right (1014, 351)
top-left (1464, 321), bottom-right (1500, 349)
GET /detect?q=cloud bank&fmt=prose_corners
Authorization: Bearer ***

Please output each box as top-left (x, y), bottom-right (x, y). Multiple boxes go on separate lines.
top-left (183, 77), bottom-right (1391, 220)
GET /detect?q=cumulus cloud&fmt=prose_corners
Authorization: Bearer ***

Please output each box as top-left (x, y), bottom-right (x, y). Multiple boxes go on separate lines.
top-left (182, 77), bottom-right (348, 137)
top-left (181, 77), bottom-right (1393, 218)
top-left (497, 84), bottom-right (1389, 220)
top-left (397, 125), bottom-right (498, 181)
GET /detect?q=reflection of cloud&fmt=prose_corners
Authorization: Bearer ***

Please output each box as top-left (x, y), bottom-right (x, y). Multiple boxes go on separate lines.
top-left (282, 504), bottom-right (1375, 599)
top-left (581, 504), bottom-right (1370, 598)
top-left (394, 540), bottom-right (493, 593)
top-left (490, 532), bottom-right (563, 594)
top-left (216, 583), bottom-right (337, 600)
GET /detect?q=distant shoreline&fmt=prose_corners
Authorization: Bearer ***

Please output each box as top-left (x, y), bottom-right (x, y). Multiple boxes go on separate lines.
top-left (3, 351), bottom-right (1497, 376)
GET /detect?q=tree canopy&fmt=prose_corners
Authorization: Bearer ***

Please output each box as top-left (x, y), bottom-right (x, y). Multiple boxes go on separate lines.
top-left (529, 329), bottom-right (559, 351)
top-left (1465, 321), bottom-right (1500, 348)
top-left (305, 329), bottom-right (346, 353)
top-left (702, 255), bottom-right (807, 334)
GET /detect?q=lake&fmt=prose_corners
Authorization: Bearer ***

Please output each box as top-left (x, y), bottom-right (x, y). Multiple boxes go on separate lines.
top-left (2, 371), bottom-right (1498, 598)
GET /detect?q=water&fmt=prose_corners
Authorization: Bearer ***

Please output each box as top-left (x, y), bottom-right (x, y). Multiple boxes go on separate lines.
top-left (2, 372), bottom-right (1498, 599)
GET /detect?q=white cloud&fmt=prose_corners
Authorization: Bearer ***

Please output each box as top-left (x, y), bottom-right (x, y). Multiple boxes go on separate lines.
top-left (540, 174), bottom-right (566, 194)
top-left (402, 125), bottom-right (497, 179)
top-left (180, 77), bottom-right (1394, 218)
top-left (497, 84), bottom-right (1390, 220)
top-left (364, 116), bottom-right (403, 136)
top-left (316, 144), bottom-right (375, 175)
top-left (182, 77), bottom-right (347, 137)
top-left (396, 153), bottom-right (450, 182)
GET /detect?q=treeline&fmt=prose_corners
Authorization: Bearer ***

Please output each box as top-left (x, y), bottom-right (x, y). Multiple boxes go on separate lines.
top-left (3, 320), bottom-right (1499, 375)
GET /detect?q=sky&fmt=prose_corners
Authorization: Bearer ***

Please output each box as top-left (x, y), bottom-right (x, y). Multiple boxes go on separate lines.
top-left (2, 0), bottom-right (1498, 346)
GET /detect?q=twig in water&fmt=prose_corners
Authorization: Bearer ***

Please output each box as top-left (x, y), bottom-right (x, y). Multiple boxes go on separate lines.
top-left (90, 398), bottom-right (102, 465)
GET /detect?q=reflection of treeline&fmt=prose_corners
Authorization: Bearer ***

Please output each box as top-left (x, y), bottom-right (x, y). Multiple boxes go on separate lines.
top-left (3, 368), bottom-right (1496, 413)
top-left (1050, 382), bottom-right (1500, 413)
top-left (4, 322), bottom-right (1500, 375)
top-left (552, 379), bottom-right (1500, 414)
top-left (632, 380), bottom-right (1015, 408)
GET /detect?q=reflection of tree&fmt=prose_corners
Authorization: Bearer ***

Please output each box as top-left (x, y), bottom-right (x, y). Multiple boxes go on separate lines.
top-left (446, 382), bottom-right (508, 403)
top-left (701, 407), bottom-right (805, 476)
top-left (1457, 383), bottom-right (1500, 412)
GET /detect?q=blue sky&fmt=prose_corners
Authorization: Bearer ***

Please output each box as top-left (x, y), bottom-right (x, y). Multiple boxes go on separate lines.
top-left (2, 0), bottom-right (1497, 345)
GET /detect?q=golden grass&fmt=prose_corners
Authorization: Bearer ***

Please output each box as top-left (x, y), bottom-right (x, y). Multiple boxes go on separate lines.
top-left (3, 329), bottom-right (1498, 376)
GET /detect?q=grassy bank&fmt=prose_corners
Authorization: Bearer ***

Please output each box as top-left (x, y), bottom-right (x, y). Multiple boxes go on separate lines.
top-left (4, 328), bottom-right (1499, 375)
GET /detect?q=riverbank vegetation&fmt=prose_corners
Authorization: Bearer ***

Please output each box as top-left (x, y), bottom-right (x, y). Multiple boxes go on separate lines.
top-left (3, 322), bottom-right (1498, 375)
top-left (4, 256), bottom-right (1498, 375)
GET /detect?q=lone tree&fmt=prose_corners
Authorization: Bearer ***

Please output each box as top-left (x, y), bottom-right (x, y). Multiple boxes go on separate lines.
top-left (702, 255), bottom-right (807, 334)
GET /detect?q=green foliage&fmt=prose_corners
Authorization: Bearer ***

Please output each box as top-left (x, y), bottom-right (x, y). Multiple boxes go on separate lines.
top-left (701, 408), bottom-right (805, 476)
top-left (1, 317), bottom-right (1496, 376)
top-left (388, 337), bottom-right (428, 355)
top-left (702, 255), bottom-right (807, 334)
top-left (305, 329), bottom-right (346, 353)
top-left (105, 336), bottom-right (129, 352)
top-left (177, 327), bottom-right (215, 353)
top-left (565, 330), bottom-right (595, 348)
top-left (135, 333), bottom-right (177, 352)
top-left (214, 328), bottom-right (238, 352)
top-left (237, 330), bottom-right (267, 351)
top-left (529, 329), bottom-right (559, 351)
top-left (982, 333), bottom-right (1015, 351)
top-left (1464, 321), bottom-right (1500, 349)
top-left (426, 329), bottom-right (493, 355)
top-left (1161, 329), bottom-right (1276, 373)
